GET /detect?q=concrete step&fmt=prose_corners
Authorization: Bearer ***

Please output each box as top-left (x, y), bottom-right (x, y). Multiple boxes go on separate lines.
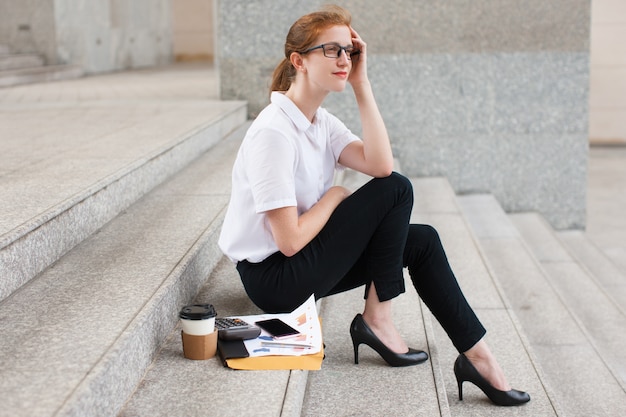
top-left (0, 64), bottom-right (84, 88)
top-left (120, 176), bottom-right (557, 417)
top-left (0, 45), bottom-right (10, 55)
top-left (557, 229), bottom-right (626, 314)
top-left (0, 99), bottom-right (247, 303)
top-left (0, 53), bottom-right (45, 71)
top-left (510, 213), bottom-right (626, 391)
top-left (458, 195), bottom-right (626, 416)
top-left (0, 121), bottom-right (250, 417)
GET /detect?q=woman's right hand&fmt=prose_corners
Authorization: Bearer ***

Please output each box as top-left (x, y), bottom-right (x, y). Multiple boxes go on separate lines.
top-left (266, 185), bottom-right (352, 257)
top-left (348, 26), bottom-right (368, 87)
top-left (326, 185), bottom-right (352, 202)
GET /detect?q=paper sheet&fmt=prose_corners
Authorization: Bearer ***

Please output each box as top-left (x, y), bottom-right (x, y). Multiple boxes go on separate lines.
top-left (233, 294), bottom-right (322, 357)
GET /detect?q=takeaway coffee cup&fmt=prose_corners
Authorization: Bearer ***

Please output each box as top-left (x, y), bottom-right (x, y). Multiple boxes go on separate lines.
top-left (179, 304), bottom-right (217, 360)
top-left (179, 304), bottom-right (216, 335)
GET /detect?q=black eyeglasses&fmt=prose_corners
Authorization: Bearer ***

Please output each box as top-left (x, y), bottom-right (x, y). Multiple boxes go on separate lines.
top-left (300, 43), bottom-right (360, 61)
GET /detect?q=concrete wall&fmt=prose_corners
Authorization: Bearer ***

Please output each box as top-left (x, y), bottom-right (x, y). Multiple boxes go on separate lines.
top-left (217, 0), bottom-right (591, 230)
top-left (589, 0), bottom-right (626, 144)
top-left (0, 0), bottom-right (172, 73)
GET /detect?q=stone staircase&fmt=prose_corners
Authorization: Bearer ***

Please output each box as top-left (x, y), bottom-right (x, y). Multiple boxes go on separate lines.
top-left (1, 65), bottom-right (626, 416)
top-left (0, 64), bottom-right (247, 416)
top-left (459, 196), bottom-right (626, 417)
top-left (0, 44), bottom-right (83, 88)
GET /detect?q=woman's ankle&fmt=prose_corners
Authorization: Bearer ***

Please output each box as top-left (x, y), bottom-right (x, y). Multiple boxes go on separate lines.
top-left (361, 312), bottom-right (408, 353)
top-left (464, 341), bottom-right (511, 391)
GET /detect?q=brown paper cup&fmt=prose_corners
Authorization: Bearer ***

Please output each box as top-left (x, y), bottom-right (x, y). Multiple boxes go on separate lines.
top-left (181, 330), bottom-right (217, 360)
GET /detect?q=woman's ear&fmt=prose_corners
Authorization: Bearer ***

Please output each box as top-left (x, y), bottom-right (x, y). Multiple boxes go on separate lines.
top-left (289, 52), bottom-right (306, 73)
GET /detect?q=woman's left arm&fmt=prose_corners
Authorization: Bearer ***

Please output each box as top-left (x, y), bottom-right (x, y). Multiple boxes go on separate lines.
top-left (338, 27), bottom-right (394, 178)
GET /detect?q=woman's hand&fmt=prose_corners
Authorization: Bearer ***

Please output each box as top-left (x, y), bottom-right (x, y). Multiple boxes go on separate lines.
top-left (339, 26), bottom-right (394, 178)
top-left (326, 185), bottom-right (353, 201)
top-left (348, 26), bottom-right (368, 87)
top-left (266, 186), bottom-right (352, 257)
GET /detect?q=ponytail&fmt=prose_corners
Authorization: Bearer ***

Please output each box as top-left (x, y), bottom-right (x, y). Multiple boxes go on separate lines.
top-left (270, 58), bottom-right (295, 94)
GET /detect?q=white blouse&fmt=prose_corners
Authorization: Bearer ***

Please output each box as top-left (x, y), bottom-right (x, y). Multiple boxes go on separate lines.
top-left (218, 92), bottom-right (360, 263)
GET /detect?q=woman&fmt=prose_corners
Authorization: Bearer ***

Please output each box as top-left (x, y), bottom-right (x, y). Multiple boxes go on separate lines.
top-left (218, 5), bottom-right (529, 407)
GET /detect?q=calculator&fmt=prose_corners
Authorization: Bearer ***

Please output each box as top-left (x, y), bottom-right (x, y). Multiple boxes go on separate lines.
top-left (215, 317), bottom-right (261, 341)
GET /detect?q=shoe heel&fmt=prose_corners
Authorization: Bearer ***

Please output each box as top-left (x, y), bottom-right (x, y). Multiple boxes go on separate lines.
top-left (352, 339), bottom-right (360, 364)
top-left (454, 365), bottom-right (464, 400)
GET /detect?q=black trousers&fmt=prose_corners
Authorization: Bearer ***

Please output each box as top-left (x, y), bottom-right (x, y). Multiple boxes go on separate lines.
top-left (237, 172), bottom-right (486, 352)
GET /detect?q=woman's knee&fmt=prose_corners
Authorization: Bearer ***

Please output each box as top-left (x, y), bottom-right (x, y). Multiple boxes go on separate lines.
top-left (418, 224), bottom-right (440, 241)
top-left (388, 171), bottom-right (412, 191)
top-left (404, 224), bottom-right (451, 275)
top-left (371, 171), bottom-right (413, 200)
top-left (407, 224), bottom-right (443, 251)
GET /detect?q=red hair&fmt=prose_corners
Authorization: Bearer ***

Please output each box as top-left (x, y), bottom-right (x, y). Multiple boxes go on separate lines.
top-left (270, 5), bottom-right (352, 93)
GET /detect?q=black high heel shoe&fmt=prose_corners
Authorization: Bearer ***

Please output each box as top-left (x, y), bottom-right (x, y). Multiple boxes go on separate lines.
top-left (349, 314), bottom-right (428, 367)
top-left (454, 354), bottom-right (530, 406)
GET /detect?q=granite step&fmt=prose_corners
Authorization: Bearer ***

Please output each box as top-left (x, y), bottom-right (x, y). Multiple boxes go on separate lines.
top-left (510, 212), bottom-right (626, 392)
top-left (458, 195), bottom-right (626, 417)
top-left (0, 121), bottom-right (250, 417)
top-left (557, 229), bottom-right (626, 316)
top-left (120, 176), bottom-right (558, 417)
top-left (0, 64), bottom-right (84, 87)
top-left (0, 99), bottom-right (247, 303)
top-left (0, 53), bottom-right (45, 71)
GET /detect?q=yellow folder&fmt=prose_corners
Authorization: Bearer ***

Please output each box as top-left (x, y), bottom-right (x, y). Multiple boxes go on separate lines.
top-left (223, 343), bottom-right (324, 370)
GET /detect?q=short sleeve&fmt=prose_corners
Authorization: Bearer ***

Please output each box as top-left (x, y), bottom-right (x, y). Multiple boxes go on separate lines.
top-left (243, 128), bottom-right (298, 213)
top-left (323, 109), bottom-right (361, 168)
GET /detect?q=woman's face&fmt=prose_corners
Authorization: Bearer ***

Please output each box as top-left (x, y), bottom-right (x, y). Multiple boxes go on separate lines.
top-left (302, 25), bottom-right (353, 93)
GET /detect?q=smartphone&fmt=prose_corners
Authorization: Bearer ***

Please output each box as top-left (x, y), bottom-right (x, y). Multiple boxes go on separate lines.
top-left (255, 318), bottom-right (300, 340)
